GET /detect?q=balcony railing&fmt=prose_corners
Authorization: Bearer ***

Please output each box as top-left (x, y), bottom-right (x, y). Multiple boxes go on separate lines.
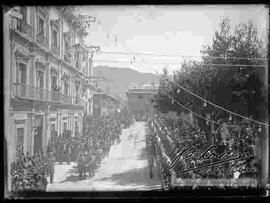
top-left (51, 45), bottom-right (60, 56)
top-left (61, 94), bottom-right (72, 104)
top-left (11, 18), bottom-right (33, 39)
top-left (75, 96), bottom-right (84, 106)
top-left (13, 83), bottom-right (84, 106)
top-left (37, 33), bottom-right (48, 47)
top-left (48, 90), bottom-right (61, 102)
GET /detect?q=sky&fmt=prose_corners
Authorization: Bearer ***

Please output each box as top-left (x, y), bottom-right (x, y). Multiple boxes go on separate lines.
top-left (76, 5), bottom-right (268, 74)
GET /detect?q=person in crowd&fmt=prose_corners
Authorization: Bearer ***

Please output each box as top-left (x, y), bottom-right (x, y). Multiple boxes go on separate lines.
top-left (40, 171), bottom-right (48, 191)
top-left (59, 140), bottom-right (65, 164)
top-left (48, 152), bottom-right (55, 184)
top-left (146, 130), bottom-right (156, 179)
top-left (77, 153), bottom-right (85, 180)
top-left (65, 141), bottom-right (71, 165)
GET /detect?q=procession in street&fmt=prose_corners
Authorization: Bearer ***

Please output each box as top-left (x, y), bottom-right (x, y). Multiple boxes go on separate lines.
top-left (3, 5), bottom-right (268, 196)
top-left (47, 121), bottom-right (161, 191)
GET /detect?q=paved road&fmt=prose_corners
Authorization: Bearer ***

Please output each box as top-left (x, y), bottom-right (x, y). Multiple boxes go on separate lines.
top-left (47, 122), bottom-right (162, 191)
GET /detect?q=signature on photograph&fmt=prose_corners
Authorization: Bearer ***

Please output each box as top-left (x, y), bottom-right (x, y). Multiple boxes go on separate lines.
top-left (169, 145), bottom-right (257, 178)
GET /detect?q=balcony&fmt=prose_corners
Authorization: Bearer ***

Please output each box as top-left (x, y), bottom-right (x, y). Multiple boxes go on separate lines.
top-left (13, 83), bottom-right (83, 106)
top-left (51, 45), bottom-right (60, 56)
top-left (49, 90), bottom-right (61, 102)
top-left (10, 18), bottom-right (33, 39)
top-left (61, 94), bottom-right (72, 104)
top-left (13, 83), bottom-right (47, 100)
top-left (36, 33), bottom-right (48, 47)
top-left (74, 96), bottom-right (84, 106)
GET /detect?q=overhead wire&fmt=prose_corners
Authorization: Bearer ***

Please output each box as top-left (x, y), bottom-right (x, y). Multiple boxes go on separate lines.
top-left (156, 73), bottom-right (269, 127)
top-left (97, 51), bottom-right (269, 61)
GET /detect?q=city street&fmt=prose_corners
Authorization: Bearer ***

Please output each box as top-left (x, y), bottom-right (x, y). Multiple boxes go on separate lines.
top-left (47, 122), bottom-right (162, 191)
top-left (5, 6), bottom-right (267, 196)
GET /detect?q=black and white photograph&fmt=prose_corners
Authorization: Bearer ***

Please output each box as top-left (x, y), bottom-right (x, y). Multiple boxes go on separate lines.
top-left (2, 5), bottom-right (269, 199)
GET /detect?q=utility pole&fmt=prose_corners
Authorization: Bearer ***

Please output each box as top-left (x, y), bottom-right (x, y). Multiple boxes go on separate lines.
top-left (85, 45), bottom-right (100, 115)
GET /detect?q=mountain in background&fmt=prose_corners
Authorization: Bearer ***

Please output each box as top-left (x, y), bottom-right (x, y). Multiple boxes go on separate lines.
top-left (93, 66), bottom-right (161, 100)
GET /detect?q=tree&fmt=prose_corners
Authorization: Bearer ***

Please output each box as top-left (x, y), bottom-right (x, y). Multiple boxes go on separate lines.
top-left (201, 18), bottom-right (267, 121)
top-left (153, 68), bottom-right (173, 113)
top-left (154, 18), bottom-right (267, 128)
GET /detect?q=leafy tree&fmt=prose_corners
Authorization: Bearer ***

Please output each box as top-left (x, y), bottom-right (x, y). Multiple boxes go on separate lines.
top-left (201, 18), bottom-right (267, 122)
top-left (154, 18), bottom-right (267, 130)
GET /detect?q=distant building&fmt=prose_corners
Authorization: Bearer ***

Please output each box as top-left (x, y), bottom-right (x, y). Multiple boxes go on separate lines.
top-left (93, 93), bottom-right (122, 116)
top-left (126, 83), bottom-right (158, 116)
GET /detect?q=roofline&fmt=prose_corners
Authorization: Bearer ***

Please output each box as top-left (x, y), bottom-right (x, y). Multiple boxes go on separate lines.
top-left (93, 93), bottom-right (121, 103)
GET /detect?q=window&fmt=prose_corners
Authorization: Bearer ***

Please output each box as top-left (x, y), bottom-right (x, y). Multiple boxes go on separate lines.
top-left (75, 84), bottom-right (79, 94)
top-left (75, 121), bottom-right (78, 133)
top-left (51, 123), bottom-right (55, 132)
top-left (52, 30), bottom-right (58, 48)
top-left (16, 127), bottom-right (24, 156)
top-left (26, 7), bottom-right (31, 25)
top-left (51, 75), bottom-right (57, 90)
top-left (37, 70), bottom-right (44, 88)
top-left (82, 54), bottom-right (86, 73)
top-left (38, 17), bottom-right (45, 36)
top-left (37, 9), bottom-right (46, 43)
top-left (21, 7), bottom-right (31, 25)
top-left (75, 52), bottom-right (80, 69)
top-left (64, 37), bottom-right (69, 50)
top-left (64, 32), bottom-right (72, 50)
top-left (63, 122), bottom-right (67, 131)
top-left (51, 21), bottom-right (59, 50)
top-left (16, 62), bottom-right (27, 84)
top-left (64, 81), bottom-right (69, 95)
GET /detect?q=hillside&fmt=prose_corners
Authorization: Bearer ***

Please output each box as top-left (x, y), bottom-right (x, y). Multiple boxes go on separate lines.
top-left (93, 66), bottom-right (160, 99)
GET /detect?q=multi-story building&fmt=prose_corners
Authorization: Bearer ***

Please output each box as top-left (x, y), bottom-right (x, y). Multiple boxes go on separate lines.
top-left (126, 83), bottom-right (158, 117)
top-left (6, 6), bottom-right (95, 163)
top-left (92, 92), bottom-right (122, 117)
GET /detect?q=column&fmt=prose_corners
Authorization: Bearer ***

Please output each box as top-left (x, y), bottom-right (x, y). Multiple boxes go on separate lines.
top-left (57, 110), bottom-right (61, 135)
top-left (71, 112), bottom-right (75, 137)
top-left (42, 112), bottom-right (47, 153)
top-left (90, 91), bottom-right (93, 115)
top-left (4, 12), bottom-right (12, 193)
top-left (26, 115), bottom-right (32, 154)
top-left (30, 109), bottom-right (35, 156)
top-left (9, 113), bottom-right (16, 162)
top-left (48, 65), bottom-right (51, 91)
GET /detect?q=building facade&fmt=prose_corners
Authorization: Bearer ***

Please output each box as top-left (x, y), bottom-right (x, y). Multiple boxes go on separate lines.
top-left (126, 84), bottom-right (158, 117)
top-left (6, 6), bottom-right (95, 162)
top-left (93, 93), bottom-right (122, 117)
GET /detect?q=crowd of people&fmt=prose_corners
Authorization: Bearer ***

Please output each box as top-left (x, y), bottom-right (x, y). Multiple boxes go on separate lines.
top-left (11, 151), bottom-right (55, 192)
top-left (47, 130), bottom-right (80, 164)
top-left (77, 112), bottom-right (135, 179)
top-left (147, 115), bottom-right (260, 189)
top-left (11, 111), bottom-right (135, 192)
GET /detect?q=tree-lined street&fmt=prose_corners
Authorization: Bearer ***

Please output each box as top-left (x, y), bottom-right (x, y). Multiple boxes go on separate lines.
top-left (4, 6), bottom-right (268, 196)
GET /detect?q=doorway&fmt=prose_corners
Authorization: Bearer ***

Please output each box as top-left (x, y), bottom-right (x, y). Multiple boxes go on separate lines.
top-left (34, 115), bottom-right (43, 154)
